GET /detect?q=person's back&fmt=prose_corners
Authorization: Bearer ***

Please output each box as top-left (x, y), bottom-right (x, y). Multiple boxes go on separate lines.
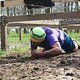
top-left (42, 27), bottom-right (66, 45)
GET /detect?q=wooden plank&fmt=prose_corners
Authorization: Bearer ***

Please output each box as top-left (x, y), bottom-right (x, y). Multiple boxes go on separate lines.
top-left (6, 11), bottom-right (80, 22)
top-left (61, 20), bottom-right (80, 25)
top-left (7, 23), bottom-right (59, 28)
top-left (6, 20), bottom-right (59, 28)
top-left (7, 20), bottom-right (59, 25)
top-left (63, 24), bottom-right (80, 29)
top-left (63, 24), bottom-right (80, 27)
top-left (66, 27), bottom-right (80, 30)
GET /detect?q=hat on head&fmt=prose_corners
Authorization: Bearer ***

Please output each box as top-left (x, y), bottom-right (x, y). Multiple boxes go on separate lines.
top-left (30, 27), bottom-right (46, 42)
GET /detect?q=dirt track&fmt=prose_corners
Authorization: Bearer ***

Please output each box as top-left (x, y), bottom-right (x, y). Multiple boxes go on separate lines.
top-left (0, 50), bottom-right (80, 80)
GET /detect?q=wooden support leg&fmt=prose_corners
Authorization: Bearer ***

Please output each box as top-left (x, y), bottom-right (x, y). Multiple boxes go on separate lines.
top-left (1, 23), bottom-right (7, 51)
top-left (19, 27), bottom-right (22, 41)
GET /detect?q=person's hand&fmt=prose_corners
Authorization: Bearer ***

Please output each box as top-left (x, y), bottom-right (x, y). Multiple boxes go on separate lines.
top-left (31, 50), bottom-right (43, 58)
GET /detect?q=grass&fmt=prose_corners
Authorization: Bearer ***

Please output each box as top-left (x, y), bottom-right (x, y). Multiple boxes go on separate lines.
top-left (7, 31), bottom-right (30, 53)
top-left (0, 50), bottom-right (6, 57)
top-left (8, 32), bottom-right (30, 43)
top-left (69, 32), bottom-right (80, 40)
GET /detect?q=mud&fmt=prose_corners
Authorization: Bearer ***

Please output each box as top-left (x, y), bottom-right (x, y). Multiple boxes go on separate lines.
top-left (0, 50), bottom-right (80, 80)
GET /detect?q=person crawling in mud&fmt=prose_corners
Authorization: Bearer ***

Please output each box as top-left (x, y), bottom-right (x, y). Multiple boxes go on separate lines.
top-left (30, 27), bottom-right (79, 58)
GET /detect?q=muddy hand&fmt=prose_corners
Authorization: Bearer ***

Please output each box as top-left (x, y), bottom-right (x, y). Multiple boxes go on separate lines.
top-left (31, 50), bottom-right (43, 58)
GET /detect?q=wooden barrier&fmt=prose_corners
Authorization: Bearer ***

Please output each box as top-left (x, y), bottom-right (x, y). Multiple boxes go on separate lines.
top-left (0, 5), bottom-right (80, 51)
top-left (6, 11), bottom-right (80, 22)
top-left (7, 20), bottom-right (59, 28)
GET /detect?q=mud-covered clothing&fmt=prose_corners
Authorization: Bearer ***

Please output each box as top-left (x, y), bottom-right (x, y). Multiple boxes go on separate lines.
top-left (31, 27), bottom-right (75, 53)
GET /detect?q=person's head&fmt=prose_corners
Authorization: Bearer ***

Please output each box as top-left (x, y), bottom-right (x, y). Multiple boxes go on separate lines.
top-left (30, 27), bottom-right (46, 43)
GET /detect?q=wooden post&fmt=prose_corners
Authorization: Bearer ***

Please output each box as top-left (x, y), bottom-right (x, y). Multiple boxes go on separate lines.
top-left (19, 27), bottom-right (22, 41)
top-left (59, 21), bottom-right (63, 30)
top-left (45, 7), bottom-right (50, 13)
top-left (1, 16), bottom-right (7, 51)
top-left (7, 7), bottom-right (9, 16)
top-left (1, 0), bottom-right (7, 51)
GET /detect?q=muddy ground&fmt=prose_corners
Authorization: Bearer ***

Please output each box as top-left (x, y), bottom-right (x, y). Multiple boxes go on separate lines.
top-left (0, 50), bottom-right (80, 80)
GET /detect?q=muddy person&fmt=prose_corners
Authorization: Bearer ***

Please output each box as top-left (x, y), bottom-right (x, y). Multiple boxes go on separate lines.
top-left (30, 27), bottom-right (78, 58)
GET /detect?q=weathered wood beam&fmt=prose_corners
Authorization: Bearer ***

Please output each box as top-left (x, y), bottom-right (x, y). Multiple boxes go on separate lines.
top-left (1, 23), bottom-right (7, 51)
top-left (6, 11), bottom-right (80, 22)
top-left (7, 23), bottom-right (59, 28)
top-left (63, 24), bottom-right (80, 29)
top-left (63, 24), bottom-right (80, 27)
top-left (61, 20), bottom-right (80, 25)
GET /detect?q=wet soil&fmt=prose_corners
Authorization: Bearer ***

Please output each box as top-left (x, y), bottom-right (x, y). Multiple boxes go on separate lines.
top-left (0, 50), bottom-right (80, 80)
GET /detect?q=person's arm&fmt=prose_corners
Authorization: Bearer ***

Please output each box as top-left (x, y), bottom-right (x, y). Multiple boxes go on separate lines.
top-left (30, 40), bottom-right (38, 55)
top-left (42, 42), bottom-right (65, 57)
top-left (31, 42), bottom-right (65, 58)
top-left (42, 47), bottom-right (65, 57)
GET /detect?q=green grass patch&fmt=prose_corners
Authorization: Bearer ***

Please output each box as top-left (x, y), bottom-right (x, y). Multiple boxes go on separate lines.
top-left (6, 32), bottom-right (30, 54)
top-left (0, 50), bottom-right (6, 57)
top-left (8, 32), bottom-right (30, 43)
top-left (9, 45), bottom-right (30, 52)
top-left (68, 32), bottom-right (80, 42)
